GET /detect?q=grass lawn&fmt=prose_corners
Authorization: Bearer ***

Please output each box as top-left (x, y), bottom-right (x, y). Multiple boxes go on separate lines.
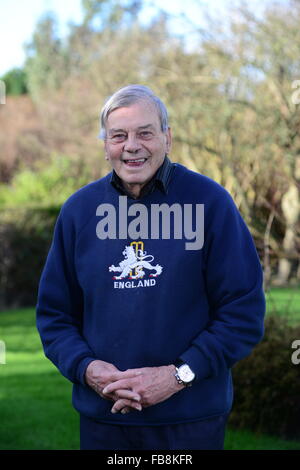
top-left (0, 301), bottom-right (300, 450)
top-left (265, 286), bottom-right (300, 325)
top-left (0, 308), bottom-right (79, 450)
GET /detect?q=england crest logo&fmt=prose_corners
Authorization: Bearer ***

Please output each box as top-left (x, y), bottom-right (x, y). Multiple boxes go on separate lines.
top-left (109, 242), bottom-right (163, 281)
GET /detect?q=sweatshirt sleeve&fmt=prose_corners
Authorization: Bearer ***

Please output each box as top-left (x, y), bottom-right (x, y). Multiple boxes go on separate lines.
top-left (179, 190), bottom-right (266, 382)
top-left (36, 205), bottom-right (96, 385)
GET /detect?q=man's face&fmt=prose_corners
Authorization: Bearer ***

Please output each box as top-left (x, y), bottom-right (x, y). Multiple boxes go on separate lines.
top-left (104, 100), bottom-right (171, 197)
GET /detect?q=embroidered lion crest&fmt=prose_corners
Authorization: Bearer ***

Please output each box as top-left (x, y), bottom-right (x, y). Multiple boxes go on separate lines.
top-left (109, 245), bottom-right (163, 280)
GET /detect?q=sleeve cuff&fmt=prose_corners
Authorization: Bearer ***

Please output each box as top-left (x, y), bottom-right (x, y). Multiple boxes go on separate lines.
top-left (179, 345), bottom-right (212, 382)
top-left (76, 357), bottom-right (96, 385)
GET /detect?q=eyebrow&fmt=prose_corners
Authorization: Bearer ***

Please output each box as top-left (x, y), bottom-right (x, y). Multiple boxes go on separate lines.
top-left (108, 124), bottom-right (155, 135)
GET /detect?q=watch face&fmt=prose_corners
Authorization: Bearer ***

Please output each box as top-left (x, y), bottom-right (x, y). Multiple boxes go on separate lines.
top-left (178, 364), bottom-right (195, 383)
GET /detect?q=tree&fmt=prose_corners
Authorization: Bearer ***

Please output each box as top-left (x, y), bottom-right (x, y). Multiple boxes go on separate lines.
top-left (2, 68), bottom-right (28, 95)
top-left (183, 0), bottom-right (300, 284)
top-left (25, 12), bottom-right (69, 100)
top-left (12, 0), bottom-right (300, 285)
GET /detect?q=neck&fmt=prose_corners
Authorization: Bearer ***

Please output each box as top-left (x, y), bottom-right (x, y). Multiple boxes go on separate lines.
top-left (123, 182), bottom-right (144, 199)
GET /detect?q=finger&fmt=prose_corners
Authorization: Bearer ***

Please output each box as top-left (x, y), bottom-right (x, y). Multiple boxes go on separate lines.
top-left (111, 389), bottom-right (141, 401)
top-left (103, 378), bottom-right (135, 395)
top-left (111, 399), bottom-right (142, 414)
top-left (109, 369), bottom-right (142, 382)
top-left (112, 402), bottom-right (142, 414)
top-left (100, 388), bottom-right (140, 403)
top-left (100, 391), bottom-right (116, 401)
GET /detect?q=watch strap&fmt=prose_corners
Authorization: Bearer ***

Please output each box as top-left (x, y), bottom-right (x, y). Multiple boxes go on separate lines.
top-left (174, 358), bottom-right (184, 368)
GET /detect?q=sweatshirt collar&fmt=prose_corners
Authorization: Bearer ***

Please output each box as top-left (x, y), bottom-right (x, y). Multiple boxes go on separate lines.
top-left (110, 156), bottom-right (174, 199)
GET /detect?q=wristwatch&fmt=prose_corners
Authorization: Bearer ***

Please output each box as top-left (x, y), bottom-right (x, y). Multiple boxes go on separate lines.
top-left (174, 362), bottom-right (195, 387)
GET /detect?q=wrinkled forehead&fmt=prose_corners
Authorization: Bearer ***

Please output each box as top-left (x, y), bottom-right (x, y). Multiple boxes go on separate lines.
top-left (106, 99), bottom-right (161, 131)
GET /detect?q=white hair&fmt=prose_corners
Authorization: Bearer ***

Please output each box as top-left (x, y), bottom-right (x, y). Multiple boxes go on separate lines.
top-left (99, 84), bottom-right (169, 139)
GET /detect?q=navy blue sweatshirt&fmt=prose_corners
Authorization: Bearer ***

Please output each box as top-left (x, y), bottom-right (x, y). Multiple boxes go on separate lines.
top-left (36, 163), bottom-right (265, 425)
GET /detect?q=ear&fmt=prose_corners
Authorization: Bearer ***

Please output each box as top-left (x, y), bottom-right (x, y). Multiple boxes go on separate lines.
top-left (104, 140), bottom-right (109, 160)
top-left (165, 127), bottom-right (172, 154)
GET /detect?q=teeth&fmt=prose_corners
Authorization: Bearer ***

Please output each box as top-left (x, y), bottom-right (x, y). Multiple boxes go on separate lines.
top-left (125, 158), bottom-right (146, 163)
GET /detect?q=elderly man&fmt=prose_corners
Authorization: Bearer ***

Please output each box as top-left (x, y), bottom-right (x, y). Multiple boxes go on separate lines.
top-left (36, 84), bottom-right (265, 450)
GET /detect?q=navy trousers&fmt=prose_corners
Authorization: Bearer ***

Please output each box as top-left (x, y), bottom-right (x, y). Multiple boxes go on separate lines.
top-left (80, 413), bottom-right (228, 450)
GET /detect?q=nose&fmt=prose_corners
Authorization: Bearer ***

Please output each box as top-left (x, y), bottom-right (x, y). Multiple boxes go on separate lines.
top-left (123, 133), bottom-right (141, 153)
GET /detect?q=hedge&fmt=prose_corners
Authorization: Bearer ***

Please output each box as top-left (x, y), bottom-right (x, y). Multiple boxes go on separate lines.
top-left (229, 314), bottom-right (300, 439)
top-left (0, 206), bottom-right (60, 309)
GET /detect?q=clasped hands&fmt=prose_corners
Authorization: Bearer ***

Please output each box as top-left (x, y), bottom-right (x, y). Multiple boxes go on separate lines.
top-left (85, 359), bottom-right (184, 414)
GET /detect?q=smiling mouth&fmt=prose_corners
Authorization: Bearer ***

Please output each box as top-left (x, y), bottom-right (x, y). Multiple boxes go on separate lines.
top-left (122, 158), bottom-right (148, 167)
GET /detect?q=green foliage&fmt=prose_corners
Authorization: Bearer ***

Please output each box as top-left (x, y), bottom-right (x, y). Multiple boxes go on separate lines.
top-left (0, 154), bottom-right (92, 309)
top-left (0, 206), bottom-right (60, 309)
top-left (24, 12), bottom-right (69, 100)
top-left (82, 0), bottom-right (142, 29)
top-left (0, 154), bottom-right (91, 208)
top-left (229, 314), bottom-right (300, 439)
top-left (1, 68), bottom-right (28, 95)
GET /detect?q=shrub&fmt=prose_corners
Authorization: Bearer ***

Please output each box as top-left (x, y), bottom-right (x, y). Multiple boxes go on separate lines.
top-left (229, 314), bottom-right (300, 439)
top-left (1, 67), bottom-right (28, 96)
top-left (0, 154), bottom-right (93, 309)
top-left (0, 154), bottom-right (90, 207)
top-left (0, 206), bottom-right (59, 309)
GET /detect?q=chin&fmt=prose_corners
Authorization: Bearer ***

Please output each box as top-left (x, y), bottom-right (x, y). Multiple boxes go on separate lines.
top-left (123, 174), bottom-right (150, 185)
top-left (126, 180), bottom-right (146, 186)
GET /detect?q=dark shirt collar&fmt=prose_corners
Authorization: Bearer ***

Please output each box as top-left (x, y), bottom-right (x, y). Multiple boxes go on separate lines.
top-left (110, 156), bottom-right (174, 199)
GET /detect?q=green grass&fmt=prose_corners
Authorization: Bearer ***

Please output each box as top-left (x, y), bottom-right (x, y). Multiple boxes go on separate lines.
top-left (1, 299), bottom-right (300, 450)
top-left (225, 428), bottom-right (300, 450)
top-left (265, 287), bottom-right (300, 325)
top-left (0, 308), bottom-right (79, 450)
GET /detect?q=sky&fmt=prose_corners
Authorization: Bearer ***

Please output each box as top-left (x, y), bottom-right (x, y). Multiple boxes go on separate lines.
top-left (0, 0), bottom-right (83, 75)
top-left (0, 0), bottom-right (288, 76)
